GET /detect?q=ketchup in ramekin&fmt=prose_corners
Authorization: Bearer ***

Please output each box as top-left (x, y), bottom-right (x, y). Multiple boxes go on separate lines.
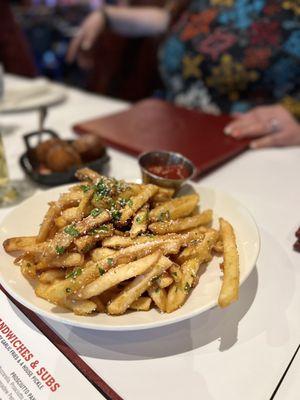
top-left (147, 164), bottom-right (190, 180)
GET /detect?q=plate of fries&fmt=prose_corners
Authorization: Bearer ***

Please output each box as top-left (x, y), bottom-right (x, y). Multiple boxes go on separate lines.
top-left (0, 168), bottom-right (260, 331)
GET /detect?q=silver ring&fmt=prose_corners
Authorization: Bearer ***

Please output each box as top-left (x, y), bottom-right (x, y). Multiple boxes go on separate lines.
top-left (268, 118), bottom-right (281, 134)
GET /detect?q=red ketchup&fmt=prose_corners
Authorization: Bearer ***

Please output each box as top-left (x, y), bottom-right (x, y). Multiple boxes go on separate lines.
top-left (147, 164), bottom-right (190, 180)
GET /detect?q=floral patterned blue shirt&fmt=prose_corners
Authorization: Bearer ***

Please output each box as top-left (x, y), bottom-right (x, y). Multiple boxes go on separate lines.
top-left (159, 0), bottom-right (300, 117)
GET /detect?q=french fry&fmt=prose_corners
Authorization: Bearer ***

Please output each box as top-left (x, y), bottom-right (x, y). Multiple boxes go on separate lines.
top-left (61, 207), bottom-right (79, 222)
top-left (77, 251), bottom-right (161, 299)
top-left (3, 236), bottom-right (37, 256)
top-left (152, 187), bottom-right (175, 203)
top-left (149, 194), bottom-right (199, 222)
top-left (75, 167), bottom-right (101, 183)
top-left (107, 255), bottom-right (172, 315)
top-left (39, 210), bottom-right (111, 261)
top-left (166, 230), bottom-right (220, 312)
top-left (92, 239), bottom-right (179, 267)
top-left (37, 202), bottom-right (61, 243)
top-left (38, 269), bottom-right (66, 284)
top-left (102, 235), bottom-right (149, 248)
top-left (99, 287), bottom-right (122, 306)
top-left (20, 259), bottom-right (36, 279)
top-left (156, 272), bottom-right (173, 289)
top-left (181, 226), bottom-right (208, 245)
top-left (149, 209), bottom-right (212, 235)
top-left (177, 229), bottom-right (219, 264)
top-left (102, 234), bottom-right (180, 249)
top-left (169, 263), bottom-right (182, 283)
top-left (74, 224), bottom-right (114, 253)
top-left (76, 189), bottom-right (94, 220)
top-left (148, 285), bottom-right (167, 312)
top-left (69, 181), bottom-right (91, 192)
top-left (76, 168), bottom-right (130, 198)
top-left (130, 297), bottom-right (152, 311)
top-left (74, 235), bottom-right (98, 254)
top-left (120, 183), bottom-right (141, 199)
top-left (43, 262), bottom-right (103, 305)
top-left (54, 216), bottom-right (68, 229)
top-left (218, 218), bottom-right (239, 308)
top-left (113, 238), bottom-right (181, 265)
top-left (130, 204), bottom-right (149, 238)
top-left (119, 184), bottom-right (158, 225)
top-left (166, 258), bottom-right (201, 313)
top-left (58, 191), bottom-right (84, 207)
top-left (36, 253), bottom-right (84, 270)
top-left (69, 299), bottom-right (97, 316)
top-left (35, 282), bottom-right (97, 315)
top-left (213, 240), bottom-right (224, 254)
top-left (90, 296), bottom-right (105, 313)
top-left (91, 247), bottom-right (116, 262)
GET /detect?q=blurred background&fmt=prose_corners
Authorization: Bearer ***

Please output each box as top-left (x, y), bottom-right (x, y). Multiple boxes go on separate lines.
top-left (7, 0), bottom-right (168, 102)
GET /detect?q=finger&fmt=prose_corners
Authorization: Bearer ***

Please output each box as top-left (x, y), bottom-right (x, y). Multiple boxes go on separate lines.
top-left (250, 132), bottom-right (286, 149)
top-left (66, 32), bottom-right (84, 63)
top-left (224, 113), bottom-right (257, 135)
top-left (225, 121), bottom-right (266, 138)
top-left (224, 120), bottom-right (248, 135)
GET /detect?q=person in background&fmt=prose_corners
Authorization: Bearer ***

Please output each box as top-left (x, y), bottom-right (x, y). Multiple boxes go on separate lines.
top-left (67, 1), bottom-right (300, 149)
top-left (0, 1), bottom-right (37, 78)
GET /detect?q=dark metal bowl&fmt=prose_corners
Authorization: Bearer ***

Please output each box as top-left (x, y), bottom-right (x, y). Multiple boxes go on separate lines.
top-left (19, 129), bottom-right (109, 186)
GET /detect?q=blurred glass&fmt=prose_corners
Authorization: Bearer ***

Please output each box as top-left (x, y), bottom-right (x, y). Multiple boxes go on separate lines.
top-left (0, 64), bottom-right (35, 206)
top-left (0, 64), bottom-right (9, 186)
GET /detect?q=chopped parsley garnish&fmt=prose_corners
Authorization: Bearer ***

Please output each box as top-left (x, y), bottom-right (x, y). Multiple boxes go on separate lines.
top-left (118, 198), bottom-right (133, 208)
top-left (118, 198), bottom-right (127, 208)
top-left (80, 185), bottom-right (90, 193)
top-left (111, 209), bottom-right (121, 222)
top-left (184, 282), bottom-right (191, 292)
top-left (65, 287), bottom-right (72, 294)
top-left (136, 211), bottom-right (148, 224)
top-left (64, 225), bottom-right (80, 237)
top-left (66, 267), bottom-right (82, 280)
top-left (55, 245), bottom-right (65, 255)
top-left (107, 258), bottom-right (114, 266)
top-left (98, 267), bottom-right (105, 276)
top-left (89, 224), bottom-right (110, 236)
top-left (93, 179), bottom-right (110, 198)
top-left (158, 211), bottom-right (170, 222)
top-left (90, 208), bottom-right (103, 217)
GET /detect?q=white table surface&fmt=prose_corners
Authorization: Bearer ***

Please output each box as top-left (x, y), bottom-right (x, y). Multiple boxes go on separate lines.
top-left (1, 74), bottom-right (300, 400)
top-left (275, 346), bottom-right (300, 399)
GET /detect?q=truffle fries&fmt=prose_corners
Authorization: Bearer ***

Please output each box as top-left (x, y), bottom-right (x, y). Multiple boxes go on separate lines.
top-left (3, 168), bottom-right (240, 316)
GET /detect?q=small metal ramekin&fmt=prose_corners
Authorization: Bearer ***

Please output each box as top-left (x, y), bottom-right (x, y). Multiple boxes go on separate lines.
top-left (138, 150), bottom-right (196, 190)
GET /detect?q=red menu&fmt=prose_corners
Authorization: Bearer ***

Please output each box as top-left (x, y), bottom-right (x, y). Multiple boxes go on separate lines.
top-left (73, 98), bottom-right (251, 177)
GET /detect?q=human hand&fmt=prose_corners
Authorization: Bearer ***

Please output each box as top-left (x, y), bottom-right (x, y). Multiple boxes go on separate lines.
top-left (67, 10), bottom-right (106, 64)
top-left (224, 105), bottom-right (300, 149)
